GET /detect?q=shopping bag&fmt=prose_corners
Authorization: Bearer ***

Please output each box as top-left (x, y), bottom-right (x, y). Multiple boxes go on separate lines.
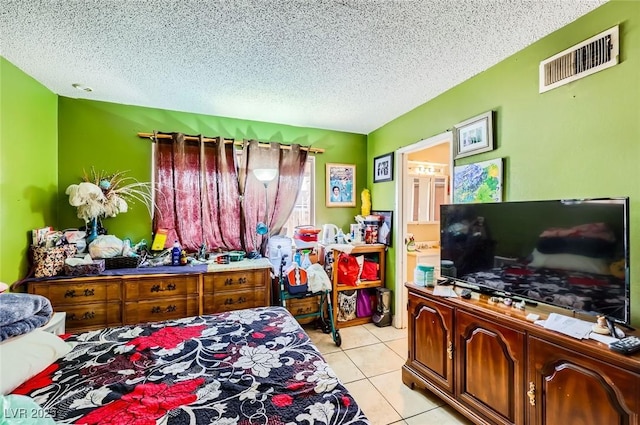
top-left (337, 253), bottom-right (360, 286)
top-left (356, 289), bottom-right (373, 317)
top-left (360, 259), bottom-right (379, 281)
top-left (32, 245), bottom-right (77, 278)
top-left (337, 290), bottom-right (357, 321)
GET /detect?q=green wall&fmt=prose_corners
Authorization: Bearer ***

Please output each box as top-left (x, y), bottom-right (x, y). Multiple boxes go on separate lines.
top-left (0, 58), bottom-right (59, 285)
top-left (368, 0), bottom-right (640, 326)
top-left (57, 98), bottom-right (367, 243)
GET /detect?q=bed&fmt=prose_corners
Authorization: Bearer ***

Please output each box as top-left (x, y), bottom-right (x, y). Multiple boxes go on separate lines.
top-left (8, 306), bottom-right (370, 424)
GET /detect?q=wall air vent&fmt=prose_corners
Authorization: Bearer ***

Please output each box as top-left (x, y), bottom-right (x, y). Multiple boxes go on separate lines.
top-left (539, 25), bottom-right (619, 93)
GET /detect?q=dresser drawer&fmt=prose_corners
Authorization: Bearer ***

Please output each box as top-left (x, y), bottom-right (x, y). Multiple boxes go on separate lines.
top-left (124, 296), bottom-right (199, 325)
top-left (30, 280), bottom-right (122, 306)
top-left (124, 275), bottom-right (199, 301)
top-left (64, 302), bottom-right (122, 331)
top-left (203, 288), bottom-right (266, 314)
top-left (203, 269), bottom-right (268, 293)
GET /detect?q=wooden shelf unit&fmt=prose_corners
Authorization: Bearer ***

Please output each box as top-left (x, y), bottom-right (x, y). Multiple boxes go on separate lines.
top-left (320, 243), bottom-right (386, 329)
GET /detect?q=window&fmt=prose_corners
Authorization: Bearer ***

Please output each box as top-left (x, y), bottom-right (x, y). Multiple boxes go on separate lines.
top-left (232, 150), bottom-right (315, 238)
top-left (282, 157), bottom-right (315, 237)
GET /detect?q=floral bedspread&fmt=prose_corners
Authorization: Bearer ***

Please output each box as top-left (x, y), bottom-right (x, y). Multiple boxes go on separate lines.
top-left (13, 307), bottom-right (369, 425)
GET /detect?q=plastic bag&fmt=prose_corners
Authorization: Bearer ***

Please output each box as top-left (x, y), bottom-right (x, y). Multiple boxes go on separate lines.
top-left (89, 235), bottom-right (124, 259)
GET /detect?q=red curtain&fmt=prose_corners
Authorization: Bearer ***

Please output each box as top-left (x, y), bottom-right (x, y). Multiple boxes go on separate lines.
top-left (154, 134), bottom-right (307, 255)
top-left (153, 133), bottom-right (241, 252)
top-left (238, 140), bottom-right (308, 255)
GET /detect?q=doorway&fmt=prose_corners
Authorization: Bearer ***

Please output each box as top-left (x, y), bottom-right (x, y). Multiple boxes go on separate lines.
top-left (393, 131), bottom-right (453, 329)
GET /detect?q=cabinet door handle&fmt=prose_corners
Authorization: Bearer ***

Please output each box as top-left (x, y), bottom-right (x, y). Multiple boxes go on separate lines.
top-left (447, 340), bottom-right (453, 360)
top-left (527, 382), bottom-right (536, 406)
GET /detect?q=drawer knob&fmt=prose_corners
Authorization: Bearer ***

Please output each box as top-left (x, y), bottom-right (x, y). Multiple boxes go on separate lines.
top-left (151, 283), bottom-right (177, 293)
top-left (65, 289), bottom-right (96, 298)
top-left (68, 311), bottom-right (95, 321)
top-left (223, 296), bottom-right (247, 305)
top-left (152, 305), bottom-right (177, 314)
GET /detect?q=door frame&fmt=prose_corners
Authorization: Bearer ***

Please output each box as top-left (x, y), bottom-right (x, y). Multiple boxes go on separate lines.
top-left (393, 131), bottom-right (453, 329)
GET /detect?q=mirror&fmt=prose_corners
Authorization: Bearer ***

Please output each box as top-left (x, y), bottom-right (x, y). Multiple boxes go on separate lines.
top-left (409, 175), bottom-right (448, 223)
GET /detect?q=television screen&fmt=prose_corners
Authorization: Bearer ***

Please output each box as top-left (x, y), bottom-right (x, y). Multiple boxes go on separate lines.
top-left (440, 198), bottom-right (630, 324)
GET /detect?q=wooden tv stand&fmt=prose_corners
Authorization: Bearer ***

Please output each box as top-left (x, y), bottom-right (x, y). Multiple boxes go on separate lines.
top-left (403, 283), bottom-right (640, 425)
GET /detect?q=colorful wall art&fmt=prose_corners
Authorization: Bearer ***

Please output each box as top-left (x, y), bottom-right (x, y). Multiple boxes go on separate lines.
top-left (453, 158), bottom-right (503, 203)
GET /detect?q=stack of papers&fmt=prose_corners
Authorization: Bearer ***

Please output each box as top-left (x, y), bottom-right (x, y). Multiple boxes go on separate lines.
top-left (542, 313), bottom-right (593, 339)
top-left (433, 286), bottom-right (458, 298)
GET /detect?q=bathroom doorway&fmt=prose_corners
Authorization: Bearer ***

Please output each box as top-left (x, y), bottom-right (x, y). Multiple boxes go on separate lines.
top-left (393, 131), bottom-right (453, 329)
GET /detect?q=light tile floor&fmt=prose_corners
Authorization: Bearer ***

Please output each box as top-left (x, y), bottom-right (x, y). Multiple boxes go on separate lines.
top-left (305, 322), bottom-right (474, 425)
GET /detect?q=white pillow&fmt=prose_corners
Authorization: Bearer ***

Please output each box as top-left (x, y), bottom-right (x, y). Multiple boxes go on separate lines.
top-left (0, 330), bottom-right (72, 395)
top-left (529, 249), bottom-right (609, 275)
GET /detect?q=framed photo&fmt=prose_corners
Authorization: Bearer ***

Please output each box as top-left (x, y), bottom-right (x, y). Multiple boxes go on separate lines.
top-left (326, 163), bottom-right (356, 207)
top-left (453, 111), bottom-right (494, 159)
top-left (373, 152), bottom-right (394, 183)
top-left (371, 210), bottom-right (393, 246)
top-left (453, 157), bottom-right (503, 203)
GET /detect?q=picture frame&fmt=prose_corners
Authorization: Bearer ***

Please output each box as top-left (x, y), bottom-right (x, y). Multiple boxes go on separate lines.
top-left (373, 152), bottom-right (394, 183)
top-left (326, 163), bottom-right (356, 207)
top-left (453, 111), bottom-right (494, 159)
top-left (371, 210), bottom-right (393, 246)
top-left (453, 157), bottom-right (503, 204)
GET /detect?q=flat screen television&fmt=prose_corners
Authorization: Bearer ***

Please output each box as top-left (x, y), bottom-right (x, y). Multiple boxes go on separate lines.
top-left (440, 198), bottom-right (630, 325)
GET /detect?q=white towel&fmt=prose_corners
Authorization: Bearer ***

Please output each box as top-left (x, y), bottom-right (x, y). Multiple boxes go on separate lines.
top-left (307, 263), bottom-right (332, 293)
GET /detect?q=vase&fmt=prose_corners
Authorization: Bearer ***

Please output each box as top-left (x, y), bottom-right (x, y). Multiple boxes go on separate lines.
top-left (86, 217), bottom-right (99, 245)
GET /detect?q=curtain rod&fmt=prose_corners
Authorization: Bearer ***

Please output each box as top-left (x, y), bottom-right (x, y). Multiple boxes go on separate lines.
top-left (137, 132), bottom-right (325, 154)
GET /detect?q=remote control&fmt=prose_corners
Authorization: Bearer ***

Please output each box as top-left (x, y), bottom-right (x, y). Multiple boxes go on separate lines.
top-left (608, 336), bottom-right (640, 355)
top-left (460, 289), bottom-right (472, 299)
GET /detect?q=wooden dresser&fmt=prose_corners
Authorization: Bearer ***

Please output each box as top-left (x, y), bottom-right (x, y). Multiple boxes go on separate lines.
top-left (404, 283), bottom-right (640, 425)
top-left (26, 259), bottom-right (272, 333)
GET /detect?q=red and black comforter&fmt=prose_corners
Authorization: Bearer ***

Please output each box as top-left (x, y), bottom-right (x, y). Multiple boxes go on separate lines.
top-left (13, 307), bottom-right (369, 424)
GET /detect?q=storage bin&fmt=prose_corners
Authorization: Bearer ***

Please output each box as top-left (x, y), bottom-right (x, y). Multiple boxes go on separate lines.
top-left (64, 259), bottom-right (105, 276)
top-left (101, 255), bottom-right (143, 270)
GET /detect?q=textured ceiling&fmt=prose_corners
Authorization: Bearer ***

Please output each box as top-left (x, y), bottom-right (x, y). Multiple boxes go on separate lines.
top-left (1, 0), bottom-right (606, 134)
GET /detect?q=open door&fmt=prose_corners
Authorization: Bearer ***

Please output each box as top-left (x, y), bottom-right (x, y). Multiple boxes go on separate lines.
top-left (393, 131), bottom-right (453, 329)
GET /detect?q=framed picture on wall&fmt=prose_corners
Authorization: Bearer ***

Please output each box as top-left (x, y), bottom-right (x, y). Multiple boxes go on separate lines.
top-left (453, 157), bottom-right (503, 203)
top-left (326, 163), bottom-right (356, 207)
top-left (453, 111), bottom-right (494, 159)
top-left (371, 210), bottom-right (393, 246)
top-left (373, 152), bottom-right (394, 183)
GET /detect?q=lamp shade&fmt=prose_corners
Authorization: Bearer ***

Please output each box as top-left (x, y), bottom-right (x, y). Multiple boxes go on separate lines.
top-left (253, 168), bottom-right (278, 183)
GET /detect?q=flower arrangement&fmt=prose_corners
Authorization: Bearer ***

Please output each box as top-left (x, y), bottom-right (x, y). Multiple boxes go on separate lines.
top-left (65, 168), bottom-right (154, 223)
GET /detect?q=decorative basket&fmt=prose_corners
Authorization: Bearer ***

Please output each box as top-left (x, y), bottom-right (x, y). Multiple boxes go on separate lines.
top-left (100, 255), bottom-right (143, 270)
